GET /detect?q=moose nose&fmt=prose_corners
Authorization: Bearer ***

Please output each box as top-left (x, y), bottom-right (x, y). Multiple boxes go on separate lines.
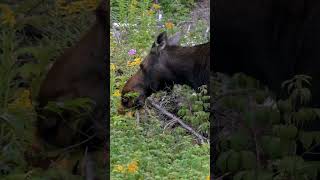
top-left (121, 97), bottom-right (129, 105)
top-left (135, 97), bottom-right (145, 108)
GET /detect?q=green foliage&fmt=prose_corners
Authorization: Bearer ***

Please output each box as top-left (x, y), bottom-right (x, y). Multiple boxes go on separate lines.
top-left (110, 0), bottom-right (209, 178)
top-left (155, 0), bottom-right (195, 23)
top-left (111, 115), bottom-right (209, 179)
top-left (175, 85), bottom-right (210, 136)
top-left (213, 72), bottom-right (320, 179)
top-left (0, 1), bottom-right (103, 179)
top-left (111, 0), bottom-right (195, 23)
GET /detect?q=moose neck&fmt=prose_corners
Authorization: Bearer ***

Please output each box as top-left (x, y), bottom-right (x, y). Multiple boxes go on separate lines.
top-left (83, 15), bottom-right (107, 62)
top-left (164, 43), bottom-right (210, 89)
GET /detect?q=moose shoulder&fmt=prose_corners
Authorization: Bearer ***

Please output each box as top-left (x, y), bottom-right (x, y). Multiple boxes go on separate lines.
top-left (121, 32), bottom-right (210, 109)
top-left (36, 1), bottom-right (108, 148)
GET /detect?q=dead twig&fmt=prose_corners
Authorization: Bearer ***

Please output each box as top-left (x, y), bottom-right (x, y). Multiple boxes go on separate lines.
top-left (146, 97), bottom-right (209, 144)
top-left (135, 110), bottom-right (140, 126)
top-left (216, 172), bottom-right (231, 180)
top-left (164, 119), bottom-right (177, 130)
top-left (59, 133), bottom-right (97, 155)
top-left (82, 147), bottom-right (96, 180)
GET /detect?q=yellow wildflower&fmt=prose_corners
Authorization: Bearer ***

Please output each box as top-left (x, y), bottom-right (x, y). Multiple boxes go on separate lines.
top-left (114, 165), bottom-right (125, 173)
top-left (152, 3), bottom-right (161, 10)
top-left (8, 89), bottom-right (33, 110)
top-left (134, 57), bottom-right (142, 63)
top-left (0, 4), bottom-right (16, 27)
top-left (165, 22), bottom-right (174, 30)
top-left (110, 63), bottom-right (116, 71)
top-left (56, 0), bottom-right (98, 15)
top-left (147, 9), bottom-right (154, 16)
top-left (127, 160), bottom-right (138, 173)
top-left (206, 175), bottom-right (210, 180)
top-left (113, 90), bottom-right (121, 97)
top-left (126, 111), bottom-right (133, 117)
top-left (127, 57), bottom-right (142, 67)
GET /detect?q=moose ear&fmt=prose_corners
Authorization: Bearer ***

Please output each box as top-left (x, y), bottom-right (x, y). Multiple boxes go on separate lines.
top-left (167, 32), bottom-right (181, 46)
top-left (155, 32), bottom-right (168, 51)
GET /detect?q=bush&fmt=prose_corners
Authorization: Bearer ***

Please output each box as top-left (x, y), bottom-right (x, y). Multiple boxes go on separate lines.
top-left (213, 73), bottom-right (320, 179)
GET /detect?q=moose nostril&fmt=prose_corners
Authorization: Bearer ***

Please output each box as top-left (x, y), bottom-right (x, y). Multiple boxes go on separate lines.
top-left (122, 97), bottom-right (129, 105)
top-left (135, 98), bottom-right (145, 107)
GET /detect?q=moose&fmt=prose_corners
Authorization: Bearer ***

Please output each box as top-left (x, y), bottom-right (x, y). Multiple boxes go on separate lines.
top-left (121, 32), bottom-right (210, 109)
top-left (36, 1), bottom-right (108, 150)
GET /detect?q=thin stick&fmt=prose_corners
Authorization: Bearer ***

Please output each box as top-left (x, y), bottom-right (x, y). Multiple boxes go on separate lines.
top-left (83, 147), bottom-right (96, 180)
top-left (135, 110), bottom-right (140, 126)
top-left (147, 98), bottom-right (208, 144)
top-left (216, 172), bottom-right (231, 180)
top-left (60, 134), bottom-right (96, 154)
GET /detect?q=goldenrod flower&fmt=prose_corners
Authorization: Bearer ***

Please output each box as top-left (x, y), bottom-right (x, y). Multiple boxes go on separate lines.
top-left (127, 160), bottom-right (138, 173)
top-left (126, 111), bottom-right (133, 117)
top-left (206, 175), bottom-right (210, 180)
top-left (55, 0), bottom-right (98, 15)
top-left (134, 57), bottom-right (142, 63)
top-left (147, 9), bottom-right (154, 16)
top-left (8, 89), bottom-right (33, 110)
top-left (114, 165), bottom-right (125, 173)
top-left (0, 4), bottom-right (16, 27)
top-left (152, 3), bottom-right (161, 10)
top-left (165, 22), bottom-right (174, 30)
top-left (113, 90), bottom-right (121, 97)
top-left (127, 57), bottom-right (142, 67)
top-left (110, 63), bottom-right (116, 71)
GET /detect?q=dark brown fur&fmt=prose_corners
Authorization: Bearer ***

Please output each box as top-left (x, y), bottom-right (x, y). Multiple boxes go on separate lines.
top-left (36, 1), bottom-right (108, 148)
top-left (121, 32), bottom-right (210, 109)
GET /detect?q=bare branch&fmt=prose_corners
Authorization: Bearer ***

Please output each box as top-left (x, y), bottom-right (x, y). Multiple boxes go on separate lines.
top-left (82, 147), bottom-right (96, 180)
top-left (146, 97), bottom-right (209, 144)
top-left (216, 172), bottom-right (231, 180)
top-left (135, 110), bottom-right (140, 126)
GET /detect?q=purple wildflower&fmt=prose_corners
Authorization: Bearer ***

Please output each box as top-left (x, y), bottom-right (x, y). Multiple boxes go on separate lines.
top-left (128, 49), bottom-right (136, 56)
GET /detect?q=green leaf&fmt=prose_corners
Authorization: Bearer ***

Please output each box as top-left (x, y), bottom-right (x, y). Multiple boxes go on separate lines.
top-left (229, 131), bottom-right (250, 151)
top-left (273, 125), bottom-right (298, 140)
top-left (260, 136), bottom-right (282, 159)
top-left (216, 150), bottom-right (231, 173)
top-left (227, 150), bottom-right (241, 172)
top-left (299, 131), bottom-right (314, 150)
top-left (240, 151), bottom-right (256, 170)
top-left (278, 156), bottom-right (305, 175)
top-left (277, 99), bottom-right (292, 113)
top-left (280, 139), bottom-right (296, 156)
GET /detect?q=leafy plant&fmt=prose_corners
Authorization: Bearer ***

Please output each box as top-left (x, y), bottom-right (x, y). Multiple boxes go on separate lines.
top-left (213, 73), bottom-right (320, 179)
top-left (0, 1), bottom-right (104, 179)
top-left (110, 0), bottom-right (210, 178)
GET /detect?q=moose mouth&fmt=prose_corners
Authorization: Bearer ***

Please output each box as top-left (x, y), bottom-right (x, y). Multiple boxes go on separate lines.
top-left (121, 91), bottom-right (148, 109)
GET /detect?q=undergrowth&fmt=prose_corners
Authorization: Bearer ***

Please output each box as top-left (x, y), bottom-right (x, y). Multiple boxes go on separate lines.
top-left (0, 0), bottom-right (104, 179)
top-left (212, 73), bottom-right (320, 180)
top-left (110, 0), bottom-right (210, 179)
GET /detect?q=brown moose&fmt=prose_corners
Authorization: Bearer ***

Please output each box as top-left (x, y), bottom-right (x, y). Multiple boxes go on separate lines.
top-left (36, 1), bottom-right (108, 149)
top-left (121, 32), bottom-right (210, 109)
